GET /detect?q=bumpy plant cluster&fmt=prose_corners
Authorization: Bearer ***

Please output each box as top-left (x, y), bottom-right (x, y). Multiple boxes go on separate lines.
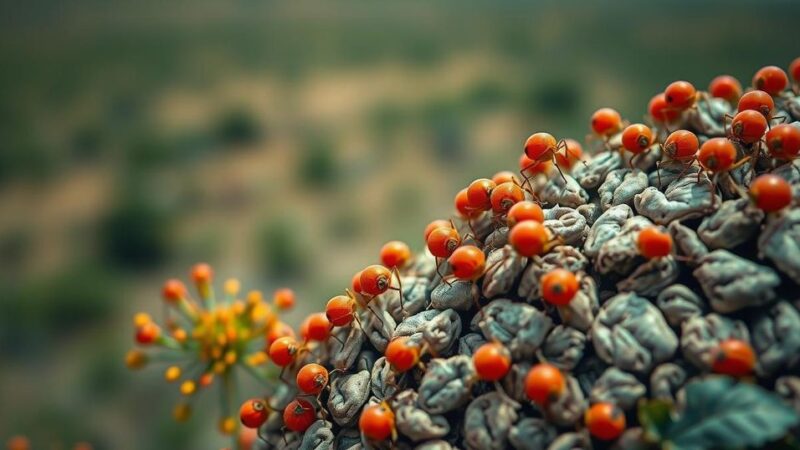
top-left (132, 60), bottom-right (800, 450)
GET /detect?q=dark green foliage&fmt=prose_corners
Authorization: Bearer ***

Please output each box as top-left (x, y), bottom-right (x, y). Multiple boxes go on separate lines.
top-left (100, 189), bottom-right (172, 269)
top-left (257, 218), bottom-right (309, 280)
top-left (215, 108), bottom-right (261, 147)
top-left (298, 137), bottom-right (339, 189)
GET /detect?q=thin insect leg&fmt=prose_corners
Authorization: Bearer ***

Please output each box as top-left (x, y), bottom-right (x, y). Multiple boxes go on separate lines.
top-left (366, 301), bottom-right (388, 331)
top-left (551, 154), bottom-right (568, 184)
top-left (390, 266), bottom-right (406, 318)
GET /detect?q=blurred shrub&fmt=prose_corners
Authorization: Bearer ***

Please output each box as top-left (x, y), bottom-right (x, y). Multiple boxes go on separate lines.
top-left (326, 207), bottom-right (363, 242)
top-left (100, 187), bottom-right (173, 269)
top-left (125, 132), bottom-right (177, 171)
top-left (257, 217), bottom-right (309, 280)
top-left (214, 108), bottom-right (262, 147)
top-left (523, 77), bottom-right (581, 117)
top-left (462, 79), bottom-right (512, 110)
top-left (69, 122), bottom-right (107, 163)
top-left (297, 137), bottom-right (340, 189)
top-left (0, 264), bottom-right (116, 358)
top-left (420, 99), bottom-right (468, 164)
top-left (0, 226), bottom-right (32, 270)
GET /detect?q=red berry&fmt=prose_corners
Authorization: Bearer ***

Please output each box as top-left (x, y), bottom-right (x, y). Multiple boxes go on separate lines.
top-left (266, 321), bottom-right (295, 346)
top-left (525, 363), bottom-right (565, 405)
top-left (326, 295), bottom-right (356, 327)
top-left (490, 182), bottom-right (525, 214)
top-left (351, 270), bottom-right (364, 294)
top-left (585, 403), bottom-right (626, 441)
top-left (621, 124), bottom-right (654, 155)
top-left (790, 57), bottom-right (800, 83)
top-left (492, 170), bottom-right (519, 185)
top-left (540, 269), bottom-right (579, 306)
top-left (663, 130), bottom-right (699, 160)
top-left (637, 226), bottom-right (673, 259)
top-left (273, 288), bottom-right (295, 310)
top-left (239, 398), bottom-right (270, 428)
top-left (524, 132), bottom-right (558, 162)
top-left (509, 221), bottom-right (550, 257)
top-left (283, 398), bottom-right (316, 432)
top-left (426, 227), bottom-right (461, 258)
top-left (472, 342), bottom-right (511, 381)
top-left (162, 279), bottom-right (186, 302)
top-left (269, 336), bottom-right (298, 367)
top-left (507, 201), bottom-right (544, 227)
top-left (753, 65), bottom-right (788, 96)
top-left (648, 93), bottom-right (680, 123)
top-left (448, 245), bottom-right (486, 281)
top-left (765, 124), bottom-right (800, 160)
top-left (467, 178), bottom-right (496, 211)
top-left (135, 322), bottom-right (160, 345)
top-left (304, 313), bottom-right (332, 342)
top-left (712, 339), bottom-right (756, 377)
top-left (591, 108), bottom-right (623, 136)
top-left (750, 174), bottom-right (793, 212)
top-left (556, 138), bottom-right (584, 169)
top-left (455, 188), bottom-right (480, 219)
top-left (730, 110), bottom-right (768, 144)
top-left (296, 363), bottom-right (329, 395)
top-left (424, 219), bottom-right (452, 242)
top-left (380, 241), bottom-right (412, 269)
top-left (360, 265), bottom-right (392, 296)
top-left (738, 90), bottom-right (774, 118)
top-left (708, 75), bottom-right (742, 102)
top-left (665, 81), bottom-right (696, 109)
top-left (384, 337), bottom-right (420, 372)
top-left (519, 153), bottom-right (552, 177)
top-left (359, 403), bottom-right (395, 441)
top-left (698, 138), bottom-right (737, 173)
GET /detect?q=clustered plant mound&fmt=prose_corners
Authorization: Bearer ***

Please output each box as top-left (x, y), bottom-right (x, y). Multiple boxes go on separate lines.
top-left (129, 59), bottom-right (800, 450)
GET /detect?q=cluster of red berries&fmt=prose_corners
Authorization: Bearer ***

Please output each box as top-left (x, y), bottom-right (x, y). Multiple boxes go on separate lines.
top-left (130, 59), bottom-right (800, 450)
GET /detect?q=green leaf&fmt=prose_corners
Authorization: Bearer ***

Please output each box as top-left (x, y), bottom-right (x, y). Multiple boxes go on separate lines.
top-left (638, 398), bottom-right (674, 441)
top-left (663, 376), bottom-right (800, 450)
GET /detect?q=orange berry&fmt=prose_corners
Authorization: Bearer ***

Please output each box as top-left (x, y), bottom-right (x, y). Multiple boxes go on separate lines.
top-left (750, 174), bottom-right (793, 212)
top-left (360, 265), bottom-right (393, 296)
top-left (162, 279), bottom-right (186, 302)
top-left (351, 270), bottom-right (363, 294)
top-left (472, 342), bottom-right (511, 381)
top-left (467, 178), bottom-right (497, 211)
top-left (385, 337), bottom-right (420, 372)
top-left (273, 288), bottom-right (295, 310)
top-left (590, 108), bottom-right (623, 136)
top-left (708, 75), bottom-right (742, 102)
top-left (765, 124), bottom-right (800, 160)
top-left (455, 188), bottom-right (480, 219)
top-left (556, 139), bottom-right (583, 169)
top-left (491, 170), bottom-right (519, 185)
top-left (326, 295), bottom-right (356, 327)
top-left (7, 436), bottom-right (30, 450)
top-left (304, 313), bottom-right (332, 342)
top-left (283, 398), bottom-right (316, 432)
top-left (663, 130), bottom-right (699, 160)
top-left (712, 339), bottom-right (756, 377)
top-left (239, 398), bottom-right (270, 428)
top-left (524, 132), bottom-right (558, 162)
top-left (238, 428), bottom-right (257, 450)
top-left (509, 221), bottom-right (550, 257)
top-left (427, 227), bottom-right (461, 258)
top-left (525, 363), bottom-right (565, 405)
top-left (637, 226), bottom-right (673, 259)
top-left (507, 201), bottom-right (544, 227)
top-left (268, 336), bottom-right (298, 367)
top-left (621, 124), bottom-right (654, 155)
top-left (648, 93), bottom-right (680, 123)
top-left (380, 240), bottom-right (412, 269)
top-left (738, 90), bottom-right (774, 118)
top-left (359, 403), bottom-right (395, 441)
top-left (135, 322), bottom-right (160, 345)
top-left (730, 110), bottom-right (768, 144)
top-left (585, 403), bottom-right (626, 441)
top-left (191, 263), bottom-right (213, 284)
top-left (296, 363), bottom-right (329, 395)
top-left (664, 80), bottom-right (696, 109)
top-left (790, 57), bottom-right (800, 83)
top-left (448, 245), bottom-right (486, 281)
top-left (753, 65), bottom-right (788, 96)
top-left (266, 321), bottom-right (295, 346)
top-left (519, 153), bottom-right (552, 176)
top-left (490, 182), bottom-right (525, 214)
top-left (424, 219), bottom-right (452, 242)
top-left (698, 138), bottom-right (737, 173)
top-left (540, 269), bottom-right (579, 306)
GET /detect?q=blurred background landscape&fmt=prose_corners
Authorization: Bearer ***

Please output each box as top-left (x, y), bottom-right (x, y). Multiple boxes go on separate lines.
top-left (0, 0), bottom-right (798, 448)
